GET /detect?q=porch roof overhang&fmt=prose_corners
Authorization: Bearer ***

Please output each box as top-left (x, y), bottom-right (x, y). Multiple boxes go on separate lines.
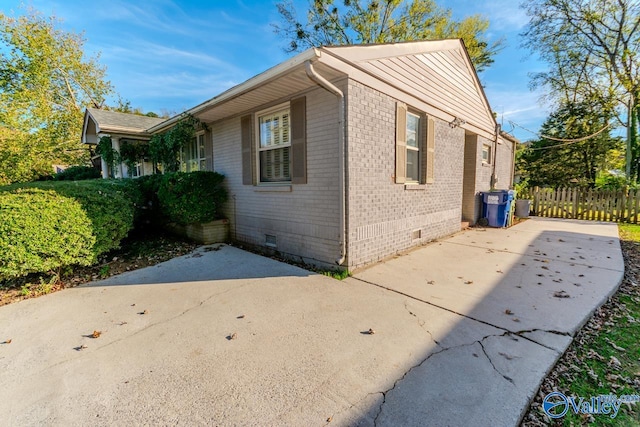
top-left (82, 108), bottom-right (165, 144)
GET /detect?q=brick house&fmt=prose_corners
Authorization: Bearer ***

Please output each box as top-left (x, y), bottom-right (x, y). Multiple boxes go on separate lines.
top-left (83, 39), bottom-right (516, 270)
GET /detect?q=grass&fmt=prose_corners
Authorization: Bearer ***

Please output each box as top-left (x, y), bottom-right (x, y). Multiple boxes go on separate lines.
top-left (321, 269), bottom-right (352, 280)
top-left (539, 223), bottom-right (640, 425)
top-left (620, 223), bottom-right (640, 241)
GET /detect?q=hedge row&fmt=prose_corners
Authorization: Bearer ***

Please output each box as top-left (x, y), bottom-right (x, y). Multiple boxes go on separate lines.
top-left (0, 172), bottom-right (227, 280)
top-left (140, 171), bottom-right (227, 225)
top-left (0, 189), bottom-right (96, 279)
top-left (0, 180), bottom-right (138, 280)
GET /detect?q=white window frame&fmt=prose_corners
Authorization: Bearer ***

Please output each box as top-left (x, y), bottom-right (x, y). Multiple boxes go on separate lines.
top-left (255, 102), bottom-right (291, 184)
top-left (482, 144), bottom-right (491, 165)
top-left (180, 131), bottom-right (206, 172)
top-left (405, 111), bottom-right (421, 183)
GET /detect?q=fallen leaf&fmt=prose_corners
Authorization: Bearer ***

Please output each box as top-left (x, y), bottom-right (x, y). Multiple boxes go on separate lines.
top-left (74, 344), bottom-right (87, 351)
top-left (367, 328), bottom-right (376, 335)
top-left (505, 309), bottom-right (513, 315)
top-left (230, 332), bottom-right (237, 340)
top-left (2, 339), bottom-right (11, 344)
top-left (427, 280), bottom-right (435, 284)
top-left (327, 416), bottom-right (333, 423)
top-left (610, 356), bottom-right (622, 368)
top-left (237, 315), bottom-right (245, 319)
top-left (464, 280), bottom-right (473, 284)
top-left (606, 338), bottom-right (626, 352)
top-left (91, 330), bottom-right (102, 339)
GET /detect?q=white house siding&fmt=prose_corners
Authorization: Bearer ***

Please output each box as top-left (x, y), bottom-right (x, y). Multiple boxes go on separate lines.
top-left (212, 84), bottom-right (344, 268)
top-left (346, 80), bottom-right (465, 269)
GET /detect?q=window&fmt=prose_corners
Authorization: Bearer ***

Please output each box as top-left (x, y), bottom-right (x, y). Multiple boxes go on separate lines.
top-left (406, 112), bottom-right (420, 182)
top-left (395, 102), bottom-right (435, 185)
top-left (181, 132), bottom-right (206, 172)
top-left (482, 144), bottom-right (491, 164)
top-left (257, 106), bottom-right (291, 183)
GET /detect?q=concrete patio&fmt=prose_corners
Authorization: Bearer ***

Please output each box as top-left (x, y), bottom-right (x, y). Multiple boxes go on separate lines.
top-left (0, 217), bottom-right (623, 426)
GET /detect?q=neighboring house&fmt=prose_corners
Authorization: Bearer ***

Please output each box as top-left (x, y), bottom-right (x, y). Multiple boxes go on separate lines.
top-left (82, 39), bottom-right (517, 270)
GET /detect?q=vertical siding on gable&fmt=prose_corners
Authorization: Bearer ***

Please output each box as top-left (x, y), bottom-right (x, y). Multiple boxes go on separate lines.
top-left (346, 80), bottom-right (464, 269)
top-left (211, 85), bottom-right (343, 268)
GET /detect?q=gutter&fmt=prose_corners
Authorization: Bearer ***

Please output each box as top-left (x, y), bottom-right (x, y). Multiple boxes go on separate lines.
top-left (305, 59), bottom-right (347, 266)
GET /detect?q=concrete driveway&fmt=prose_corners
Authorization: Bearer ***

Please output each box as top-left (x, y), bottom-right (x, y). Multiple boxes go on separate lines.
top-left (0, 217), bottom-right (623, 426)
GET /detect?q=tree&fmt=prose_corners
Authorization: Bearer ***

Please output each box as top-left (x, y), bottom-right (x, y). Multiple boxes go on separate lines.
top-left (522, 0), bottom-right (640, 180)
top-left (519, 103), bottom-right (622, 188)
top-left (273, 0), bottom-right (503, 72)
top-left (0, 8), bottom-right (113, 184)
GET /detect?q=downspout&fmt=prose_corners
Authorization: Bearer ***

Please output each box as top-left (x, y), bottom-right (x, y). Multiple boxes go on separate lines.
top-left (491, 124), bottom-right (499, 189)
top-left (305, 60), bottom-right (347, 266)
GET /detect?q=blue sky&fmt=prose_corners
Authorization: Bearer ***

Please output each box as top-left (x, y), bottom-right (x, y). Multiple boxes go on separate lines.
top-left (4, 0), bottom-right (550, 141)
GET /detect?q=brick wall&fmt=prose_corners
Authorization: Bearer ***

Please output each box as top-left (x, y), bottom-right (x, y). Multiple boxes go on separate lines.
top-left (346, 80), bottom-right (465, 269)
top-left (211, 84), bottom-right (344, 268)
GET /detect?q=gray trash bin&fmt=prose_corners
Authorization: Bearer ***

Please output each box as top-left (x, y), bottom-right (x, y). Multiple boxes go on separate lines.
top-left (515, 199), bottom-right (531, 218)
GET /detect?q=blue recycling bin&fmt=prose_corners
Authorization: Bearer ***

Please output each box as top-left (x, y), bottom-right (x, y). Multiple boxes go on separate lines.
top-left (481, 190), bottom-right (515, 227)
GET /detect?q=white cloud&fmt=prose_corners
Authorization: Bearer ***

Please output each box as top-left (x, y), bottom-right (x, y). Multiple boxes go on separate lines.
top-left (478, 1), bottom-right (530, 32)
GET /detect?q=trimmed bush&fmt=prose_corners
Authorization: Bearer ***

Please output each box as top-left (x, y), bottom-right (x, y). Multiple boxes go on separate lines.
top-left (54, 166), bottom-right (101, 181)
top-left (0, 180), bottom-right (139, 279)
top-left (129, 174), bottom-right (165, 227)
top-left (157, 171), bottom-right (227, 225)
top-left (0, 189), bottom-right (96, 279)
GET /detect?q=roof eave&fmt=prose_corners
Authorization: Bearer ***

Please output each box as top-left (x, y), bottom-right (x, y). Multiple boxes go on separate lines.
top-left (148, 48), bottom-right (322, 134)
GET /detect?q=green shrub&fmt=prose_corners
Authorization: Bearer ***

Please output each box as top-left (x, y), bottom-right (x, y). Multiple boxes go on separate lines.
top-left (157, 171), bottom-right (227, 225)
top-left (54, 166), bottom-right (101, 181)
top-left (0, 180), bottom-right (139, 279)
top-left (595, 172), bottom-right (627, 190)
top-left (0, 189), bottom-right (96, 279)
top-left (132, 174), bottom-right (165, 225)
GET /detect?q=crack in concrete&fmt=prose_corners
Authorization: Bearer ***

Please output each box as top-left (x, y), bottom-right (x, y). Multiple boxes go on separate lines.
top-left (478, 340), bottom-right (515, 385)
top-left (371, 331), bottom-right (518, 425)
top-left (352, 276), bottom-right (566, 353)
top-left (403, 302), bottom-right (440, 346)
top-left (372, 345), bottom-right (451, 426)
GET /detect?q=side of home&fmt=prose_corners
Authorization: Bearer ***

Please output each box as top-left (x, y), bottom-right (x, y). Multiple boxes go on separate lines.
top-left (82, 39), bottom-right (517, 270)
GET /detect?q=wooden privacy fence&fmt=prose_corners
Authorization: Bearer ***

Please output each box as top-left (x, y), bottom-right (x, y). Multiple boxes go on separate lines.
top-left (522, 187), bottom-right (640, 224)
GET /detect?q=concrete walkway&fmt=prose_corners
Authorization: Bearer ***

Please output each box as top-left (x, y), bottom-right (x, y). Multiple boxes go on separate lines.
top-left (0, 217), bottom-right (623, 426)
